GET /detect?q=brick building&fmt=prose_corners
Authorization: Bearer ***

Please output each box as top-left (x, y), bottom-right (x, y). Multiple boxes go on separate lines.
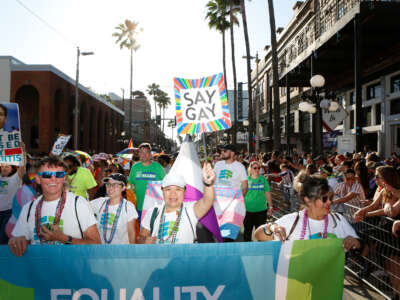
top-left (0, 56), bottom-right (124, 154)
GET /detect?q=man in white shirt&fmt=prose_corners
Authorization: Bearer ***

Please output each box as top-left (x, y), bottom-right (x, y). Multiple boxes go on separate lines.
top-left (214, 144), bottom-right (248, 197)
top-left (8, 156), bottom-right (101, 256)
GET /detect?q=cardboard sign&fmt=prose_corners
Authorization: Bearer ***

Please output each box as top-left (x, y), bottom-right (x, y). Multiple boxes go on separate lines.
top-left (0, 102), bottom-right (23, 165)
top-left (50, 135), bottom-right (71, 155)
top-left (174, 73), bottom-right (231, 135)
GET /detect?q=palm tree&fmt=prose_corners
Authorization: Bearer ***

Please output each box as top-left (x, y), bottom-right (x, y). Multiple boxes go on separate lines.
top-left (229, 0), bottom-right (240, 145)
top-left (112, 19), bottom-right (141, 139)
top-left (239, 0), bottom-right (254, 153)
top-left (267, 0), bottom-right (281, 151)
top-left (205, 0), bottom-right (230, 91)
top-left (156, 90), bottom-right (171, 134)
top-left (146, 83), bottom-right (160, 121)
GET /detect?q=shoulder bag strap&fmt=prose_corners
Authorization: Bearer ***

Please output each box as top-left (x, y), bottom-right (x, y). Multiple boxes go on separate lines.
top-left (75, 196), bottom-right (83, 238)
top-left (286, 212), bottom-right (300, 240)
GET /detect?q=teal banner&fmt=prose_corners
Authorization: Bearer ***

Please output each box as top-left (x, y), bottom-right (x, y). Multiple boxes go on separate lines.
top-left (0, 240), bottom-right (345, 300)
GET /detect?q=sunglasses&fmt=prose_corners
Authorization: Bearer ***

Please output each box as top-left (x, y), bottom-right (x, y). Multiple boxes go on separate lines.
top-left (252, 166), bottom-right (260, 170)
top-left (321, 195), bottom-right (330, 203)
top-left (105, 182), bottom-right (123, 188)
top-left (37, 171), bottom-right (67, 179)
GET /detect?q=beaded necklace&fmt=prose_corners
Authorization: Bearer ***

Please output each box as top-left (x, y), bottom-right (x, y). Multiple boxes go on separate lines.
top-left (300, 209), bottom-right (329, 240)
top-left (102, 197), bottom-right (124, 244)
top-left (35, 189), bottom-right (67, 244)
top-left (157, 204), bottom-right (183, 244)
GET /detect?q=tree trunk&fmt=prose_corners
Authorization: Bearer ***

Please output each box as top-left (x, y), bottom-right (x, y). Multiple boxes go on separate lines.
top-left (129, 48), bottom-right (133, 139)
top-left (267, 0), bottom-right (281, 151)
top-left (230, 0), bottom-right (237, 145)
top-left (241, 0), bottom-right (254, 154)
top-left (222, 31), bottom-right (228, 92)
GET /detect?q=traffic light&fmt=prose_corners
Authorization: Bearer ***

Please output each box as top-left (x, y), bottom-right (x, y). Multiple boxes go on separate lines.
top-left (156, 115), bottom-right (161, 125)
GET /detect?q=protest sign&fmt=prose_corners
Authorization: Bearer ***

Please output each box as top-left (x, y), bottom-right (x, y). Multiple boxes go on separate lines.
top-left (0, 102), bottom-right (23, 166)
top-left (0, 239), bottom-right (345, 300)
top-left (50, 135), bottom-right (71, 155)
top-left (174, 73), bottom-right (231, 135)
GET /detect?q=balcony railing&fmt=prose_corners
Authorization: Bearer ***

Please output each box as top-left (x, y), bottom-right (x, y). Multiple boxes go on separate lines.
top-left (276, 0), bottom-right (362, 78)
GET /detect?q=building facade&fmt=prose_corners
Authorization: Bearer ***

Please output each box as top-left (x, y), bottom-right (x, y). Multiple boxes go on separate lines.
top-left (0, 56), bottom-right (124, 154)
top-left (250, 0), bottom-right (400, 157)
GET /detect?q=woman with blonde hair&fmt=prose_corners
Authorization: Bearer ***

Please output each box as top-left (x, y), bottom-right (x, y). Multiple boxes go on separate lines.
top-left (243, 161), bottom-right (273, 242)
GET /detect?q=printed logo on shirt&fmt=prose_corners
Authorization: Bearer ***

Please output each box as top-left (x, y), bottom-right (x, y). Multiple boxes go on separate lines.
top-left (249, 183), bottom-right (264, 191)
top-left (218, 170), bottom-right (232, 180)
top-left (158, 220), bottom-right (179, 244)
top-left (100, 212), bottom-right (117, 230)
top-left (33, 216), bottom-right (64, 242)
top-left (309, 232), bottom-right (337, 240)
top-left (136, 171), bottom-right (157, 180)
top-left (0, 180), bottom-right (8, 194)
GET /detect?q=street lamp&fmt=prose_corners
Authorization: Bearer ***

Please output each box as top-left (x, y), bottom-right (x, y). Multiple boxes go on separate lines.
top-left (74, 47), bottom-right (94, 149)
top-left (242, 52), bottom-right (260, 154)
top-left (298, 74), bottom-right (339, 154)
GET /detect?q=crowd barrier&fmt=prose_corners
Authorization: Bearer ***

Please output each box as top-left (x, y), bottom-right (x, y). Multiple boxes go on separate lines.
top-left (268, 182), bottom-right (400, 300)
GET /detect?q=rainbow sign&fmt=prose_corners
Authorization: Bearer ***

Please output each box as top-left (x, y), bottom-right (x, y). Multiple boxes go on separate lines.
top-left (174, 73), bottom-right (231, 135)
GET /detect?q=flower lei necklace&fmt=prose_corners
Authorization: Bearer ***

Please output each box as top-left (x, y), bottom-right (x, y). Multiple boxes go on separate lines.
top-left (157, 204), bottom-right (183, 244)
top-left (35, 189), bottom-right (67, 244)
top-left (102, 197), bottom-right (124, 244)
top-left (300, 209), bottom-right (328, 240)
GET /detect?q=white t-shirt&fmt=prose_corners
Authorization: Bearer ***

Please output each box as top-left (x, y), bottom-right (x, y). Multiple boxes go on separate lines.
top-left (274, 210), bottom-right (359, 241)
top-left (91, 197), bottom-right (138, 244)
top-left (0, 172), bottom-right (22, 211)
top-left (141, 202), bottom-right (198, 244)
top-left (12, 192), bottom-right (97, 244)
top-left (214, 160), bottom-right (247, 188)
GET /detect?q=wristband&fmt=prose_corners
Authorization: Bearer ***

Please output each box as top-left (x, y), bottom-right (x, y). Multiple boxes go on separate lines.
top-left (203, 181), bottom-right (213, 187)
top-left (263, 224), bottom-right (274, 236)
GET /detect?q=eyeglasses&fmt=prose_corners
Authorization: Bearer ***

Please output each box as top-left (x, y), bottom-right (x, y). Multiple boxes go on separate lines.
top-left (252, 167), bottom-right (260, 170)
top-left (37, 171), bottom-right (67, 179)
top-left (105, 182), bottom-right (123, 188)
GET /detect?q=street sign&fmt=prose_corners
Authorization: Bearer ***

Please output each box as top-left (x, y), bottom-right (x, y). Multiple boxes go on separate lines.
top-left (322, 105), bottom-right (348, 131)
top-left (237, 131), bottom-right (248, 144)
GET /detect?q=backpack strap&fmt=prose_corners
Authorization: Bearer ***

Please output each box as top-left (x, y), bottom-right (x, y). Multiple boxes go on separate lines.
top-left (150, 207), bottom-right (159, 235)
top-left (286, 212), bottom-right (300, 240)
top-left (75, 196), bottom-right (83, 238)
top-left (185, 207), bottom-right (197, 243)
top-left (26, 199), bottom-right (35, 222)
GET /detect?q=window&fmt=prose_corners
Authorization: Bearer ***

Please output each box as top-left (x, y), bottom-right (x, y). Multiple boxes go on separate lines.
top-left (375, 103), bottom-right (381, 125)
top-left (391, 98), bottom-right (400, 115)
top-left (366, 83), bottom-right (382, 100)
top-left (301, 112), bottom-right (311, 133)
top-left (350, 110), bottom-right (354, 129)
top-left (363, 106), bottom-right (372, 127)
top-left (391, 74), bottom-right (400, 93)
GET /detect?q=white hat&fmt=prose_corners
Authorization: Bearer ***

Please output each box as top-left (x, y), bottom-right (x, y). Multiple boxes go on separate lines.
top-left (161, 173), bottom-right (186, 189)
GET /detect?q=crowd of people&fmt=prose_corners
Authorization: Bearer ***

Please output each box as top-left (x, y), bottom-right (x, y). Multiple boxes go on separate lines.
top-left (1, 140), bottom-right (400, 296)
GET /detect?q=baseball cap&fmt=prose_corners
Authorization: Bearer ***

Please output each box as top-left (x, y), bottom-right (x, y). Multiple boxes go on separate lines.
top-left (220, 144), bottom-right (236, 153)
top-left (161, 173), bottom-right (186, 189)
top-left (103, 173), bottom-right (127, 186)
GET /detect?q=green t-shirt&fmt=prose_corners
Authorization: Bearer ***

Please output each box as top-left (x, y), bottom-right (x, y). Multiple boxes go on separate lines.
top-left (244, 175), bottom-right (270, 212)
top-left (68, 167), bottom-right (97, 199)
top-left (128, 161), bottom-right (166, 211)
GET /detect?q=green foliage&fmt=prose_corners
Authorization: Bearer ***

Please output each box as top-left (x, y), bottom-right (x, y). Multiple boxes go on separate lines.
top-left (112, 19), bottom-right (142, 51)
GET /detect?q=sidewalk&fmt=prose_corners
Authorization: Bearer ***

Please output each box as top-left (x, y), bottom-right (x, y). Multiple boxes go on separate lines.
top-left (343, 269), bottom-right (386, 300)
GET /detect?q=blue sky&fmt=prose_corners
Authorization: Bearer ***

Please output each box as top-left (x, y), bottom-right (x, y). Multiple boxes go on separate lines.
top-left (1, 0), bottom-right (296, 136)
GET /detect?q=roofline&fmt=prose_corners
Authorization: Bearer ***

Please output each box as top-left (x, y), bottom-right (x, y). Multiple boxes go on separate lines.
top-left (3, 56), bottom-right (124, 116)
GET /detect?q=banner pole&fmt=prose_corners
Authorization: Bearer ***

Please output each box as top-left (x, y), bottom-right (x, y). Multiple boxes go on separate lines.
top-left (202, 132), bottom-right (208, 161)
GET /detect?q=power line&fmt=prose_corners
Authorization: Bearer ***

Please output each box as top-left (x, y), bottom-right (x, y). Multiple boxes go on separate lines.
top-left (15, 0), bottom-right (76, 47)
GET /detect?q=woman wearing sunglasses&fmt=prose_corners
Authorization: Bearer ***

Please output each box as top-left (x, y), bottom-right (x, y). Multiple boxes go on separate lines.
top-left (91, 173), bottom-right (138, 244)
top-left (254, 171), bottom-right (360, 252)
top-left (243, 161), bottom-right (273, 242)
